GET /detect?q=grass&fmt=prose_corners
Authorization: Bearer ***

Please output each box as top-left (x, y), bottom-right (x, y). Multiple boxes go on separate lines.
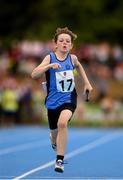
top-left (40, 102), bottom-right (123, 127)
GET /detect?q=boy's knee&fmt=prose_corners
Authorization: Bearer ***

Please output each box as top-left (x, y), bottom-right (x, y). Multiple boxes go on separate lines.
top-left (57, 121), bottom-right (67, 129)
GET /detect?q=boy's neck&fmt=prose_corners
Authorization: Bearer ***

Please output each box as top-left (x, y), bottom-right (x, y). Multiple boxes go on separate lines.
top-left (55, 51), bottom-right (69, 60)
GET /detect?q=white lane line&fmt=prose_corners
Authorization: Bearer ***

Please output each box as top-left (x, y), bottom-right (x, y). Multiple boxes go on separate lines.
top-left (15, 178), bottom-right (123, 180)
top-left (0, 132), bottom-right (47, 144)
top-left (13, 132), bottom-right (122, 180)
top-left (0, 131), bottom-right (96, 156)
top-left (1, 176), bottom-right (123, 180)
top-left (65, 131), bottom-right (121, 159)
top-left (0, 130), bottom-right (94, 144)
top-left (0, 139), bottom-right (49, 156)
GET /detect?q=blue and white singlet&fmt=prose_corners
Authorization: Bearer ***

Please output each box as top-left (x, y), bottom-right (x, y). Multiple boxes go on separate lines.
top-left (45, 52), bottom-right (77, 109)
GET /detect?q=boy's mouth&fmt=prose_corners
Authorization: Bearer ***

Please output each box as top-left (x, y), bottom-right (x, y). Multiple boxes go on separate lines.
top-left (63, 45), bottom-right (67, 49)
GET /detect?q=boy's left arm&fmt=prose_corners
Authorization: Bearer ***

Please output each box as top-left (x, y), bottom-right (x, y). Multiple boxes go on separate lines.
top-left (72, 55), bottom-right (93, 94)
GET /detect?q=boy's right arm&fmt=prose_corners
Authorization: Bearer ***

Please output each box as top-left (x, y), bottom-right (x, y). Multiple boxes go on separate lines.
top-left (31, 55), bottom-right (61, 79)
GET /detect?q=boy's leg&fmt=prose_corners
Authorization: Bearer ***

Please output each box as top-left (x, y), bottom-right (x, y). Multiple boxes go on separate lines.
top-left (50, 129), bottom-right (58, 144)
top-left (57, 109), bottom-right (72, 156)
top-left (55, 109), bottom-right (72, 172)
top-left (48, 109), bottom-right (59, 151)
top-left (50, 128), bottom-right (58, 150)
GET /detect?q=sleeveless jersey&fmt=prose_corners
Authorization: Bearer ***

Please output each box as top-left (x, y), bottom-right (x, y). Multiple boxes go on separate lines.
top-left (45, 52), bottom-right (77, 109)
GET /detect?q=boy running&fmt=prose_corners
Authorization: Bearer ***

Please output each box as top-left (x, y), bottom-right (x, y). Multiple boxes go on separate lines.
top-left (31, 27), bottom-right (93, 172)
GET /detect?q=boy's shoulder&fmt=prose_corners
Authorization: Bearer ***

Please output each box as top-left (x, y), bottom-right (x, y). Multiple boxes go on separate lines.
top-left (70, 54), bottom-right (79, 67)
top-left (70, 54), bottom-right (78, 60)
top-left (41, 54), bottom-right (51, 63)
top-left (44, 54), bottom-right (50, 60)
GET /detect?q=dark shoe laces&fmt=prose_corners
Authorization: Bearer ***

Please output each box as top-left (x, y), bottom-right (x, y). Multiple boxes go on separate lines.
top-left (57, 160), bottom-right (68, 164)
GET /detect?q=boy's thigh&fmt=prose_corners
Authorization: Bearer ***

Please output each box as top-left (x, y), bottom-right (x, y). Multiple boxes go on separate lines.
top-left (48, 103), bottom-right (76, 129)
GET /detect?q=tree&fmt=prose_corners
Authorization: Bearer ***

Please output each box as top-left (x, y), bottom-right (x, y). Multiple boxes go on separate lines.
top-left (0, 0), bottom-right (123, 45)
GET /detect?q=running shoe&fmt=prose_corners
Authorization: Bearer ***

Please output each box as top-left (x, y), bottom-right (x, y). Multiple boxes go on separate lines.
top-left (55, 159), bottom-right (64, 173)
top-left (52, 143), bottom-right (57, 151)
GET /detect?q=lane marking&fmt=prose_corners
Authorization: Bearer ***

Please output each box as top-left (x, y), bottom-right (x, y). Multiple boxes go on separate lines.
top-left (0, 130), bottom-right (94, 143)
top-left (0, 132), bottom-right (47, 144)
top-left (65, 131), bottom-right (121, 159)
top-left (1, 176), bottom-right (123, 180)
top-left (12, 177), bottom-right (123, 180)
top-left (13, 132), bottom-right (122, 180)
top-left (0, 140), bottom-right (49, 156)
top-left (0, 131), bottom-right (95, 156)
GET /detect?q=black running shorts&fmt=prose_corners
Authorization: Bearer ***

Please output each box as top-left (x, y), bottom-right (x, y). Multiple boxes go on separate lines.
top-left (47, 103), bottom-right (76, 130)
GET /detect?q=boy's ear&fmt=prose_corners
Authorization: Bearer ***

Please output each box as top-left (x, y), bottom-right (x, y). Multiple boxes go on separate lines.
top-left (70, 43), bottom-right (73, 49)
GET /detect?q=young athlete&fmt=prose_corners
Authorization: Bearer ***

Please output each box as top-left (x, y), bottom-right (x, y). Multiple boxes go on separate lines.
top-left (31, 27), bottom-right (93, 173)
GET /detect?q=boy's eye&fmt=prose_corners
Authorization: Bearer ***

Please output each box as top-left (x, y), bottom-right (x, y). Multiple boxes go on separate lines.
top-left (59, 39), bottom-right (70, 43)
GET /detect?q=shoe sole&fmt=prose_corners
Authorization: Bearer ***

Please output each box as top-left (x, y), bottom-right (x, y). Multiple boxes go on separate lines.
top-left (55, 167), bottom-right (64, 173)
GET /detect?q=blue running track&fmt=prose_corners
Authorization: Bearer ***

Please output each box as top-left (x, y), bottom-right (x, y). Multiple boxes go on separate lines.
top-left (0, 126), bottom-right (123, 180)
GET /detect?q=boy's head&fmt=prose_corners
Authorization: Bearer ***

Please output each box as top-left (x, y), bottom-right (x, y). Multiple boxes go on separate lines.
top-left (53, 27), bottom-right (77, 43)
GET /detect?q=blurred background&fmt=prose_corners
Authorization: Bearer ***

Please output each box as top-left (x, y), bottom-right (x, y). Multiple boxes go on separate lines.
top-left (0, 0), bottom-right (123, 127)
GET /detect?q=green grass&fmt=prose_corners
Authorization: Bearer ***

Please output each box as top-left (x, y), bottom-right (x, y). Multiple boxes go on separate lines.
top-left (40, 102), bottom-right (123, 127)
top-left (70, 118), bottom-right (123, 127)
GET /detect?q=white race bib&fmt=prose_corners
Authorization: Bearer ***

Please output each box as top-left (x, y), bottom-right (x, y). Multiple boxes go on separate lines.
top-left (55, 70), bottom-right (75, 92)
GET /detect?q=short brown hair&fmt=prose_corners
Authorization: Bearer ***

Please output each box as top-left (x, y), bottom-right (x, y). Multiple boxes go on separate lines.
top-left (53, 27), bottom-right (77, 43)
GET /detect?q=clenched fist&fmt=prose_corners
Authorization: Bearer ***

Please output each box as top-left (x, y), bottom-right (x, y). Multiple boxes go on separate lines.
top-left (51, 63), bottom-right (61, 69)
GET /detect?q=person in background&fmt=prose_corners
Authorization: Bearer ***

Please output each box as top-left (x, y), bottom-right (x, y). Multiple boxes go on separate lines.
top-left (31, 27), bottom-right (93, 172)
top-left (0, 77), bottom-right (19, 126)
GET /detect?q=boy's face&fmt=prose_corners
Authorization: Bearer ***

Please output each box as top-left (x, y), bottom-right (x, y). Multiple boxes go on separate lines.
top-left (56, 33), bottom-right (73, 53)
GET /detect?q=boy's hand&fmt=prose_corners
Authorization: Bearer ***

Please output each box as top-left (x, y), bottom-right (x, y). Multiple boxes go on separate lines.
top-left (83, 83), bottom-right (93, 95)
top-left (51, 63), bottom-right (61, 69)
top-left (83, 84), bottom-right (93, 102)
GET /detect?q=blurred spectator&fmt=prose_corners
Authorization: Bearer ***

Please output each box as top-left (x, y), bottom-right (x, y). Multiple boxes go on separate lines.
top-left (100, 96), bottom-right (114, 120)
top-left (18, 56), bottom-right (37, 75)
top-left (17, 77), bottom-right (33, 124)
top-left (0, 40), bottom-right (123, 125)
top-left (0, 77), bottom-right (19, 126)
top-left (100, 95), bottom-right (123, 122)
top-left (112, 45), bottom-right (123, 63)
top-left (94, 43), bottom-right (111, 63)
top-left (114, 62), bottom-right (123, 81)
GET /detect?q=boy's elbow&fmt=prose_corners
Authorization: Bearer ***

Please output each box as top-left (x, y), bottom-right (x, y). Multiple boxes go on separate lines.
top-left (31, 71), bottom-right (36, 79)
top-left (31, 70), bottom-right (41, 79)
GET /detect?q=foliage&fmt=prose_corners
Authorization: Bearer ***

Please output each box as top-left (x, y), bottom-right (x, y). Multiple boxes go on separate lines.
top-left (0, 0), bottom-right (123, 45)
